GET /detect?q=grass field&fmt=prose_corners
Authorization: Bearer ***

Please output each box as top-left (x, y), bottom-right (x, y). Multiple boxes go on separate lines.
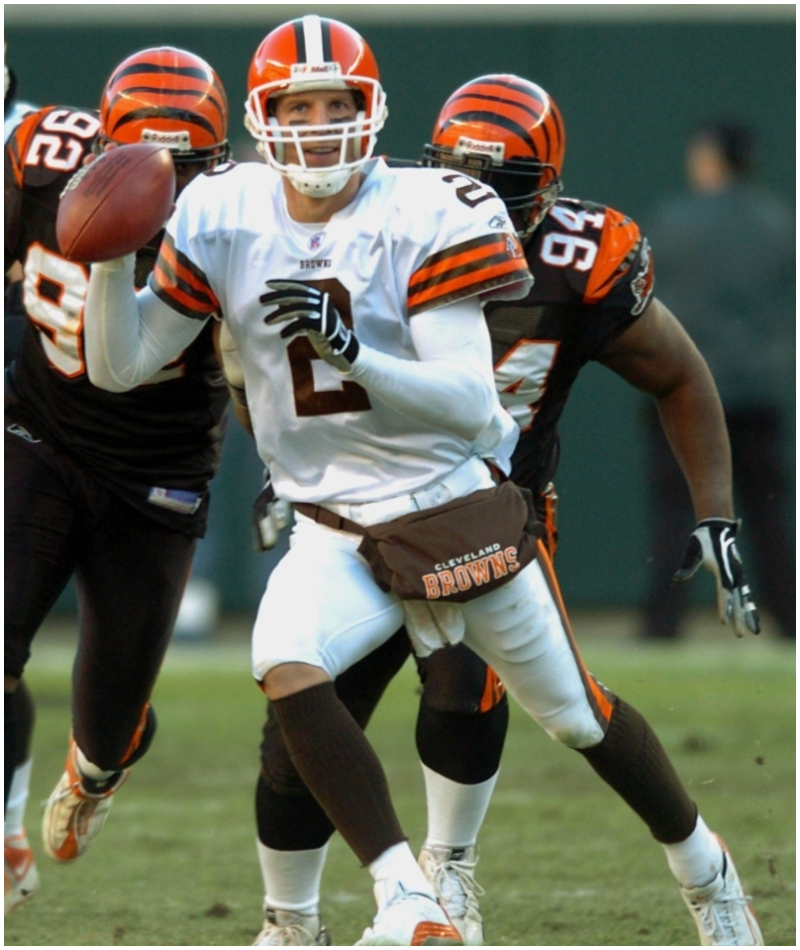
top-left (5, 612), bottom-right (795, 947)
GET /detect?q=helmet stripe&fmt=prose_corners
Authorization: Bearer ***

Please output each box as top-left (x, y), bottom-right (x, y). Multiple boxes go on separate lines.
top-left (110, 106), bottom-right (218, 139)
top-left (539, 120), bottom-right (552, 165)
top-left (551, 106), bottom-right (565, 156)
top-left (292, 20), bottom-right (307, 63)
top-left (320, 18), bottom-right (333, 62)
top-left (449, 89), bottom-right (545, 127)
top-left (302, 15), bottom-right (325, 64)
top-left (110, 62), bottom-right (213, 83)
top-left (443, 108), bottom-right (539, 156)
top-left (479, 75), bottom-right (547, 103)
top-left (108, 86), bottom-right (226, 121)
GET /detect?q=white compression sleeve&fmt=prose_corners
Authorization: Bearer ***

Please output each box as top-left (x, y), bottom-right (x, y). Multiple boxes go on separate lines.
top-left (346, 296), bottom-right (498, 442)
top-left (84, 255), bottom-right (207, 392)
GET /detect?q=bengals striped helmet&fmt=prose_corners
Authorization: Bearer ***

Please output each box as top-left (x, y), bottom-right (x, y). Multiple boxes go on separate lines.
top-left (245, 15), bottom-right (388, 197)
top-left (99, 47), bottom-right (229, 168)
top-left (424, 74), bottom-right (565, 240)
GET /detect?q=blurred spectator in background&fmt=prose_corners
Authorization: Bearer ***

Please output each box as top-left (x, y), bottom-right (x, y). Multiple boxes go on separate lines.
top-left (641, 121), bottom-right (795, 640)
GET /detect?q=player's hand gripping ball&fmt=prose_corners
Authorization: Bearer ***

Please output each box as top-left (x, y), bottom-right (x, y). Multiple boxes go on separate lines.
top-left (56, 144), bottom-right (176, 262)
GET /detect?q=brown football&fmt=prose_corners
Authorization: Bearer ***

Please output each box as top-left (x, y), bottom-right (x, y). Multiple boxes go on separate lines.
top-left (56, 144), bottom-right (176, 263)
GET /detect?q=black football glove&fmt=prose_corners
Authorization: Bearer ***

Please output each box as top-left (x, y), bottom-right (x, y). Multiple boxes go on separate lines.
top-left (252, 470), bottom-right (292, 552)
top-left (261, 280), bottom-right (360, 373)
top-left (672, 518), bottom-right (760, 637)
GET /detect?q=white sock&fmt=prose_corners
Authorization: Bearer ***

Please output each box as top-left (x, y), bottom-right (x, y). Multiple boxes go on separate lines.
top-left (256, 839), bottom-right (328, 916)
top-left (421, 763), bottom-right (498, 849)
top-left (368, 841), bottom-right (435, 898)
top-left (75, 746), bottom-right (117, 782)
top-left (4, 758), bottom-right (33, 838)
top-left (662, 815), bottom-right (724, 888)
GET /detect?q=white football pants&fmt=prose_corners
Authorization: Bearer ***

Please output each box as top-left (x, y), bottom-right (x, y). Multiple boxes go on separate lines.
top-left (252, 515), bottom-right (607, 749)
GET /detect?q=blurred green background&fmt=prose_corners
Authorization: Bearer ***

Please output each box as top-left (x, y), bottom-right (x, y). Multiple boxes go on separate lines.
top-left (6, 4), bottom-right (794, 612)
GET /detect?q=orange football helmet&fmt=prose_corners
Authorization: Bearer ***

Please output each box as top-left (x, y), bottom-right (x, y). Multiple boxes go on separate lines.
top-left (99, 47), bottom-right (229, 168)
top-left (424, 74), bottom-right (565, 239)
top-left (245, 15), bottom-right (387, 196)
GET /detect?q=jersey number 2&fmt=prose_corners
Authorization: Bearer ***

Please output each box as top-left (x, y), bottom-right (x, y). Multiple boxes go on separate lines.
top-left (286, 278), bottom-right (371, 416)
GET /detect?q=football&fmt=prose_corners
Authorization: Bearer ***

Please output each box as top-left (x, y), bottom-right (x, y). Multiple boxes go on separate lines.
top-left (56, 144), bottom-right (176, 263)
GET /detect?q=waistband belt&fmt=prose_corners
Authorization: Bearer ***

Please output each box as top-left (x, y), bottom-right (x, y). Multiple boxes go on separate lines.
top-left (294, 503), bottom-right (365, 536)
top-left (297, 457), bottom-right (494, 531)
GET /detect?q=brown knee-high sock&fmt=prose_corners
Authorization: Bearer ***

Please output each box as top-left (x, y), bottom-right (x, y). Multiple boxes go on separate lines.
top-left (271, 681), bottom-right (406, 866)
top-left (578, 697), bottom-right (698, 843)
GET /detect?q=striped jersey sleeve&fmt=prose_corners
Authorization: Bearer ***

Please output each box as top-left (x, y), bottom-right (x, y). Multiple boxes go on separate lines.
top-left (149, 231), bottom-right (220, 320)
top-left (408, 231), bottom-right (530, 316)
top-left (583, 207), bottom-right (649, 306)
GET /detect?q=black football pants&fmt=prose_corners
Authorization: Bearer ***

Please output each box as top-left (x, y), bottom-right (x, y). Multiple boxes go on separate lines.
top-left (5, 423), bottom-right (195, 770)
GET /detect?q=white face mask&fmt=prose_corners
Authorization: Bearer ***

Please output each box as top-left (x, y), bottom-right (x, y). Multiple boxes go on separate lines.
top-left (245, 75), bottom-right (388, 198)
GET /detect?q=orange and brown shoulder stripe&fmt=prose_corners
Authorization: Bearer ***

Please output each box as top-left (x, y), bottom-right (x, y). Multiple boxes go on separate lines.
top-left (408, 232), bottom-right (530, 316)
top-left (150, 231), bottom-right (220, 320)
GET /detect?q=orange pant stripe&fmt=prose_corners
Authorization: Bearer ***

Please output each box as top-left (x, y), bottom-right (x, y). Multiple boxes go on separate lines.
top-left (535, 540), bottom-right (614, 730)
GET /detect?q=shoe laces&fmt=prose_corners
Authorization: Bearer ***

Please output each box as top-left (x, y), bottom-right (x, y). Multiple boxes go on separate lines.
top-left (694, 892), bottom-right (753, 941)
top-left (427, 849), bottom-right (484, 919)
top-left (259, 908), bottom-right (321, 946)
top-left (687, 859), bottom-right (753, 941)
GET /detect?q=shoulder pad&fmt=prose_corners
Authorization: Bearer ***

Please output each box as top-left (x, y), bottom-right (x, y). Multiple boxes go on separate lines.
top-left (584, 207), bottom-right (643, 304)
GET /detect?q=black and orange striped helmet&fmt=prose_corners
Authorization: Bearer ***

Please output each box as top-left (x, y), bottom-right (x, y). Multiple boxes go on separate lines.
top-left (424, 74), bottom-right (565, 239)
top-left (99, 47), bottom-right (229, 168)
top-left (245, 15), bottom-right (387, 197)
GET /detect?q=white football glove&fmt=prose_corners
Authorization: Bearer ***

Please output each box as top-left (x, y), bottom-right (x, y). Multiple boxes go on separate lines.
top-left (261, 280), bottom-right (360, 373)
top-left (673, 518), bottom-right (760, 637)
top-left (252, 471), bottom-right (292, 551)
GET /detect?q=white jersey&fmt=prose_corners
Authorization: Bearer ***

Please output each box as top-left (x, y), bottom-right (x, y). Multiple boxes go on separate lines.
top-left (152, 158), bottom-right (531, 504)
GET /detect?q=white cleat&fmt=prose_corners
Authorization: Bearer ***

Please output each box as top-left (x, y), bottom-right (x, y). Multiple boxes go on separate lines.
top-left (681, 838), bottom-right (764, 946)
top-left (4, 832), bottom-right (40, 915)
top-left (42, 737), bottom-right (129, 863)
top-left (252, 907), bottom-right (331, 945)
top-left (419, 845), bottom-right (484, 946)
top-left (356, 878), bottom-right (463, 946)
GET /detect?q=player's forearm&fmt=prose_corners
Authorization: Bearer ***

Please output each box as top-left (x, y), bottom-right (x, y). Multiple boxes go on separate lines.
top-left (344, 294), bottom-right (500, 442)
top-left (84, 256), bottom-right (203, 392)
top-left (347, 345), bottom-right (497, 442)
top-left (656, 367), bottom-right (734, 521)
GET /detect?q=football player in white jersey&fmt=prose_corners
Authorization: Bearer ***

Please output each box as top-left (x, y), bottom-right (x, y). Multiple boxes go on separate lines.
top-left (84, 15), bottom-right (529, 945)
top-left (81, 17), bottom-right (758, 949)
top-left (228, 74), bottom-right (766, 947)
